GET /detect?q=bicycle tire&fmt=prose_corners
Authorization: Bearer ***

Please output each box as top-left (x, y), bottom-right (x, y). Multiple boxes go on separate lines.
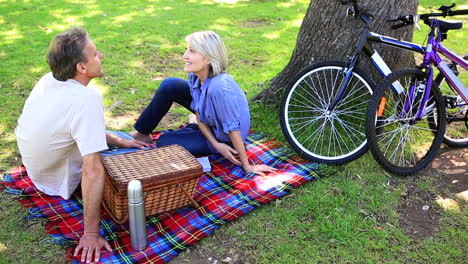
top-left (366, 68), bottom-right (446, 176)
top-left (431, 73), bottom-right (468, 147)
top-left (280, 61), bottom-right (375, 164)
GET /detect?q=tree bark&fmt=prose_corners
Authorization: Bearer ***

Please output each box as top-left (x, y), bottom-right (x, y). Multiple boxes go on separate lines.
top-left (252, 0), bottom-right (419, 103)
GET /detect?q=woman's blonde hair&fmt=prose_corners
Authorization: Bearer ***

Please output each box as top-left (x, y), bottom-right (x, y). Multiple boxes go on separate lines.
top-left (185, 30), bottom-right (228, 78)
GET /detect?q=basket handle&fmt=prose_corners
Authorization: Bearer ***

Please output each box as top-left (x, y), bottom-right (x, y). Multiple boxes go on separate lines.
top-left (177, 184), bottom-right (200, 209)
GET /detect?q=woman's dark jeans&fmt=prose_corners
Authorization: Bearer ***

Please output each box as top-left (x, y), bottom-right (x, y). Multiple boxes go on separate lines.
top-left (134, 77), bottom-right (213, 156)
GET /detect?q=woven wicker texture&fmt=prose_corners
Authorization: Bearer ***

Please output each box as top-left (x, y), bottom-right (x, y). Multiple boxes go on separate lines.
top-left (102, 145), bottom-right (202, 190)
top-left (101, 145), bottom-right (203, 224)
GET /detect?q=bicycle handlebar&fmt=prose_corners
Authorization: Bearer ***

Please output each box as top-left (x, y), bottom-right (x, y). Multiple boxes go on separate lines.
top-left (389, 3), bottom-right (468, 29)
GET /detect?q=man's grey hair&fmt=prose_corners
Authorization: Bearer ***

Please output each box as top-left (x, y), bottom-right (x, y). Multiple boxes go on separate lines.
top-left (46, 27), bottom-right (89, 81)
top-left (185, 30), bottom-right (228, 78)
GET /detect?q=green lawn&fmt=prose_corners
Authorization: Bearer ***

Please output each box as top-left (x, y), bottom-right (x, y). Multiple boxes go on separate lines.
top-left (0, 0), bottom-right (467, 263)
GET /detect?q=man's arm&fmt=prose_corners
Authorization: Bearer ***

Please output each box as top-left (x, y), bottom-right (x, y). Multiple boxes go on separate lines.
top-left (73, 152), bottom-right (111, 263)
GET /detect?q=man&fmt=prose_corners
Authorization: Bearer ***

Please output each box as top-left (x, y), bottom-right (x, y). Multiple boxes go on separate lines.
top-left (15, 27), bottom-right (150, 263)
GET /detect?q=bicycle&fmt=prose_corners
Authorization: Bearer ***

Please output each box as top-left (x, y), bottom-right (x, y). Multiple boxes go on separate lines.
top-left (365, 4), bottom-right (468, 175)
top-left (280, 0), bottom-right (427, 164)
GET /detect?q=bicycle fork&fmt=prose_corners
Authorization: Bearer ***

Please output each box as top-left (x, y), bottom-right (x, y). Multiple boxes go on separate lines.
top-left (327, 62), bottom-right (357, 112)
top-left (401, 68), bottom-right (434, 123)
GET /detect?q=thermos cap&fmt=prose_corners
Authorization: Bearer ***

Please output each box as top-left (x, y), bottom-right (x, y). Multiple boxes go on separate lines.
top-left (128, 180), bottom-right (144, 203)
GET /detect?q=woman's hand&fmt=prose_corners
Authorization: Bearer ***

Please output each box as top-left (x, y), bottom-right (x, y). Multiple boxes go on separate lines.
top-left (118, 139), bottom-right (151, 149)
top-left (243, 164), bottom-right (278, 175)
top-left (74, 232), bottom-right (112, 263)
top-left (214, 142), bottom-right (241, 165)
top-left (106, 132), bottom-right (152, 149)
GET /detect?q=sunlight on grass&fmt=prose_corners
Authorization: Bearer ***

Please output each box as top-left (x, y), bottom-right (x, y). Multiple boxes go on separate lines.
top-left (0, 138), bottom-right (17, 166)
top-left (277, 2), bottom-right (295, 8)
top-left (0, 28), bottom-right (23, 43)
top-left (68, 0), bottom-right (96, 4)
top-left (112, 12), bottom-right (138, 24)
top-left (263, 32), bottom-right (280, 40)
top-left (214, 0), bottom-right (238, 4)
top-left (144, 6), bottom-right (156, 14)
top-left (29, 66), bottom-right (46, 73)
top-left (293, 18), bottom-right (303, 27)
top-left (0, 242), bottom-right (6, 253)
top-left (130, 60), bottom-right (144, 68)
top-left (455, 190), bottom-right (468, 201)
top-left (90, 79), bottom-right (110, 96)
top-left (435, 196), bottom-right (460, 212)
top-left (211, 18), bottom-right (232, 31)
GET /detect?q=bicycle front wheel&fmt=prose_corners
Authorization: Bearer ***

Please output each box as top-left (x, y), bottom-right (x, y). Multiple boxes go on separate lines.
top-left (366, 68), bottom-right (446, 176)
top-left (280, 61), bottom-right (375, 164)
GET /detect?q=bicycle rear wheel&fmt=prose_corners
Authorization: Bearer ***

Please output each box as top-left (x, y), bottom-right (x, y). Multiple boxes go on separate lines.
top-left (280, 61), bottom-right (374, 164)
top-left (433, 73), bottom-right (468, 147)
top-left (366, 68), bottom-right (446, 176)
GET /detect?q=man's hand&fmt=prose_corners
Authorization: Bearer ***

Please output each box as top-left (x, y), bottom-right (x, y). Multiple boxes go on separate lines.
top-left (243, 164), bottom-right (278, 176)
top-left (214, 143), bottom-right (241, 165)
top-left (73, 232), bottom-right (112, 263)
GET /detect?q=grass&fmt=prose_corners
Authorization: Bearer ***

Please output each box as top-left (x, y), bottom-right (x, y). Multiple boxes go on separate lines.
top-left (0, 0), bottom-right (467, 263)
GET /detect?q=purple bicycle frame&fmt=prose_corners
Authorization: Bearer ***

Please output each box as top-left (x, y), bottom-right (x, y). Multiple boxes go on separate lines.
top-left (404, 23), bottom-right (468, 121)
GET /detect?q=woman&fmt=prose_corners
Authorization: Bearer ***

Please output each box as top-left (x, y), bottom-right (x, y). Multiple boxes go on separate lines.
top-left (131, 30), bottom-right (276, 175)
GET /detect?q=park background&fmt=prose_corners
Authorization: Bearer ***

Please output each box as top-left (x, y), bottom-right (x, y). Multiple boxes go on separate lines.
top-left (0, 0), bottom-right (466, 263)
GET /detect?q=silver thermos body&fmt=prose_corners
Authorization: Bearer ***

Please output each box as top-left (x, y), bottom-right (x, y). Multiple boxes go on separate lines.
top-left (128, 180), bottom-right (148, 251)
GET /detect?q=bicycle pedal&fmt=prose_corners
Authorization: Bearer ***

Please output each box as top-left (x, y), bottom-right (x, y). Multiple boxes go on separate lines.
top-left (444, 95), bottom-right (458, 109)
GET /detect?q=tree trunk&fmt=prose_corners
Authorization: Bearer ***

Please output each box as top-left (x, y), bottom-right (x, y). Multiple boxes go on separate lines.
top-left (252, 0), bottom-right (419, 103)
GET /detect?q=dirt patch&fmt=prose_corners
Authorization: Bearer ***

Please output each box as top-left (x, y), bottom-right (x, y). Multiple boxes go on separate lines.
top-left (105, 105), bottom-right (187, 131)
top-left (397, 146), bottom-right (467, 239)
top-left (105, 111), bottom-right (140, 130)
top-left (158, 111), bottom-right (186, 129)
top-left (146, 53), bottom-right (183, 81)
top-left (397, 182), bottom-right (442, 239)
top-left (170, 230), bottom-right (255, 264)
top-left (432, 147), bottom-right (468, 195)
top-left (238, 18), bottom-right (273, 28)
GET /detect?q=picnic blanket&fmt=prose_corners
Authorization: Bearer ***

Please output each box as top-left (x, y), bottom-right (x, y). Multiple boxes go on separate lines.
top-left (2, 132), bottom-right (319, 264)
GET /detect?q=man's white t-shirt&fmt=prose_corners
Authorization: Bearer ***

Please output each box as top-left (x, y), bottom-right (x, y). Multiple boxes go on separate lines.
top-left (15, 72), bottom-right (108, 199)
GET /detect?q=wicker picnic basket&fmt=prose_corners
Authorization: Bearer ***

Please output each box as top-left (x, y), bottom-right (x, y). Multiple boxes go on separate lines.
top-left (101, 144), bottom-right (203, 224)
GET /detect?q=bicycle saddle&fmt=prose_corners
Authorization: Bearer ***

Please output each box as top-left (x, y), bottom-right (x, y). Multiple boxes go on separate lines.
top-left (425, 18), bottom-right (463, 32)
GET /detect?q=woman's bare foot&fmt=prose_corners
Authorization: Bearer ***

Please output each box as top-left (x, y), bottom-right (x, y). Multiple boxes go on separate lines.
top-left (188, 113), bottom-right (197, 124)
top-left (129, 131), bottom-right (154, 144)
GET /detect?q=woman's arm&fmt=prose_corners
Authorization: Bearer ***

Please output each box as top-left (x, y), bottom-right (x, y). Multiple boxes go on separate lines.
top-left (228, 130), bottom-right (277, 175)
top-left (106, 133), bottom-right (150, 149)
top-left (196, 113), bottom-right (241, 165)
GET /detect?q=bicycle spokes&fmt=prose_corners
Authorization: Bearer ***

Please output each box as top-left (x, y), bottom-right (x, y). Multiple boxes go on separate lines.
top-left (366, 68), bottom-right (445, 175)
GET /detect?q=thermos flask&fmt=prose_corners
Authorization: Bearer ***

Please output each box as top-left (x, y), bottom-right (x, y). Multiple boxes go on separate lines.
top-left (128, 180), bottom-right (148, 251)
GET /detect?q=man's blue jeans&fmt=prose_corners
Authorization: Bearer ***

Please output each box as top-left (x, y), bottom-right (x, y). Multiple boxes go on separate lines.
top-left (134, 77), bottom-right (214, 156)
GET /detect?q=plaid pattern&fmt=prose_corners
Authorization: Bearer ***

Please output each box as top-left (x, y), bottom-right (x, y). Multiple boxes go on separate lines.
top-left (2, 133), bottom-right (319, 263)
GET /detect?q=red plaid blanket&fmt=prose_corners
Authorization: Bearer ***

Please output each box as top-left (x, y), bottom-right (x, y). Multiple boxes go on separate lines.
top-left (2, 133), bottom-right (319, 263)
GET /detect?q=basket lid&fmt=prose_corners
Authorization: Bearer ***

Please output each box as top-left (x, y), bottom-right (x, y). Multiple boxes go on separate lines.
top-left (101, 144), bottom-right (203, 190)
